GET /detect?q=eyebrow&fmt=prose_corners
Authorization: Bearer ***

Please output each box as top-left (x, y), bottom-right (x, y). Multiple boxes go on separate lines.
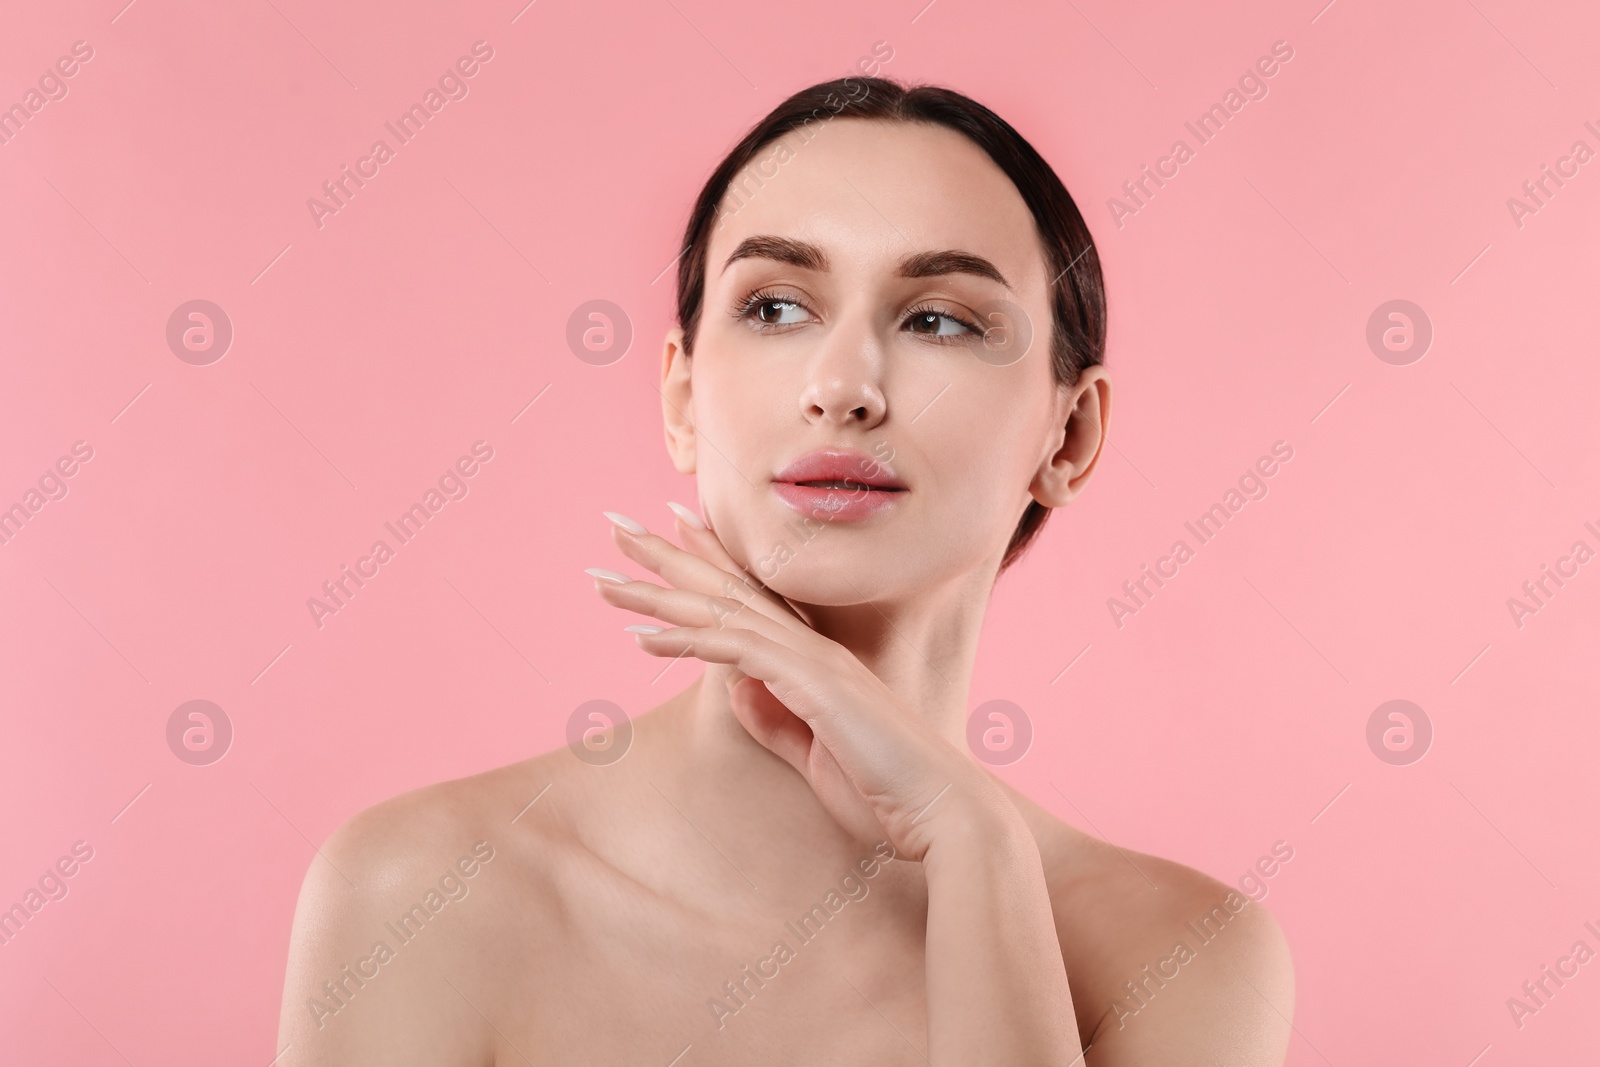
top-left (720, 236), bottom-right (1010, 289)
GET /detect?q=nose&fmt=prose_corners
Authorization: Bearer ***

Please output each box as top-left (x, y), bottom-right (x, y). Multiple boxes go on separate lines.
top-left (797, 315), bottom-right (887, 429)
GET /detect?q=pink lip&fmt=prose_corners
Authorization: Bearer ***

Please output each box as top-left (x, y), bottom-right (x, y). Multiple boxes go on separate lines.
top-left (772, 447), bottom-right (907, 522)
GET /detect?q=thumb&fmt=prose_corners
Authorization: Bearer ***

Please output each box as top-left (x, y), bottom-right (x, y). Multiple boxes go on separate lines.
top-left (727, 674), bottom-right (814, 776)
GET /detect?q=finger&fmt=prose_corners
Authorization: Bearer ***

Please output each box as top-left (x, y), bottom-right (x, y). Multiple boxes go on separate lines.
top-left (598, 580), bottom-right (805, 647)
top-left (726, 675), bottom-right (900, 848)
top-left (629, 625), bottom-right (911, 790)
top-left (612, 519), bottom-right (767, 603)
top-left (668, 503), bottom-right (795, 607)
top-left (626, 627), bottom-right (798, 718)
top-left (727, 675), bottom-right (815, 775)
top-left (677, 523), bottom-right (810, 627)
top-left (608, 520), bottom-right (805, 633)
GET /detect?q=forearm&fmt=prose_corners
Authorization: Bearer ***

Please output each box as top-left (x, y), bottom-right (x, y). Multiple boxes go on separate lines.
top-left (922, 802), bottom-right (1081, 1066)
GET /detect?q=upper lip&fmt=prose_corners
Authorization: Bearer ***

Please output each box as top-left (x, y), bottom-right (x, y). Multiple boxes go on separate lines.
top-left (773, 448), bottom-right (907, 490)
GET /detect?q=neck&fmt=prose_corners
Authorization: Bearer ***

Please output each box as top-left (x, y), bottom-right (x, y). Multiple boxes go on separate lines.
top-left (664, 567), bottom-right (994, 862)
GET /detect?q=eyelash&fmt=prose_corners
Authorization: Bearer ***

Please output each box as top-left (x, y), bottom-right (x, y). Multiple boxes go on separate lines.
top-left (730, 288), bottom-right (982, 341)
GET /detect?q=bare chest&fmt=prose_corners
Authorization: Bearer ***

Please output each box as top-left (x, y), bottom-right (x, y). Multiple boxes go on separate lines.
top-left (491, 863), bottom-right (936, 1066)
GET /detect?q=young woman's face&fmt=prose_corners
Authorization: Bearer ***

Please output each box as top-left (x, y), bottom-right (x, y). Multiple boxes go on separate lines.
top-left (664, 117), bottom-right (1094, 603)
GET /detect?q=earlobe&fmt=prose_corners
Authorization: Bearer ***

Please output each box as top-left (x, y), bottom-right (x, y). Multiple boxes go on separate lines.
top-left (1032, 367), bottom-right (1111, 508)
top-left (661, 326), bottom-right (697, 475)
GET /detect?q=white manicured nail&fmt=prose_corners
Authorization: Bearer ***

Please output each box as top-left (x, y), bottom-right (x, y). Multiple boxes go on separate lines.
top-left (666, 501), bottom-right (707, 530)
top-left (603, 511), bottom-right (648, 535)
top-left (585, 568), bottom-right (629, 584)
top-left (624, 624), bottom-right (665, 634)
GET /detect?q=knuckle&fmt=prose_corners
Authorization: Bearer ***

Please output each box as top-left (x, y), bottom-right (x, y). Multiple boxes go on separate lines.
top-left (819, 643), bottom-right (853, 674)
top-left (720, 575), bottom-right (757, 603)
top-left (706, 594), bottom-right (745, 629)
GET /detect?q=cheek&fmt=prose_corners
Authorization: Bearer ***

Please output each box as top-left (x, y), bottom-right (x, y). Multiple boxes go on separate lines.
top-left (688, 358), bottom-right (791, 547)
top-left (694, 357), bottom-right (786, 476)
top-left (928, 373), bottom-right (1044, 493)
top-left (954, 436), bottom-right (1028, 525)
top-left (894, 421), bottom-right (1023, 564)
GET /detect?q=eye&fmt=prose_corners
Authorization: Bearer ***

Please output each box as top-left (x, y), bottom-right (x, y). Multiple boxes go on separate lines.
top-left (904, 304), bottom-right (980, 341)
top-left (733, 289), bottom-right (814, 331)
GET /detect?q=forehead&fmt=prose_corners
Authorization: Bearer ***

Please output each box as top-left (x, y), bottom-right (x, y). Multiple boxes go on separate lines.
top-left (708, 118), bottom-right (1047, 290)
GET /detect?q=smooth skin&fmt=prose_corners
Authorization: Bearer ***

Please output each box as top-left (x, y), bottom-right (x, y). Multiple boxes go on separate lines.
top-left (276, 118), bottom-right (1293, 1065)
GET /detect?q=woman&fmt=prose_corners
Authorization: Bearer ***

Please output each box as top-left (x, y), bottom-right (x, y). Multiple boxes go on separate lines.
top-left (276, 75), bottom-right (1294, 1065)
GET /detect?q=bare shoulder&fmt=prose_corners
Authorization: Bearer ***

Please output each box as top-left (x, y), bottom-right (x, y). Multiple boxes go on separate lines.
top-left (312, 751), bottom-right (560, 878)
top-left (275, 749), bottom-right (577, 1067)
top-left (999, 783), bottom-right (1295, 1065)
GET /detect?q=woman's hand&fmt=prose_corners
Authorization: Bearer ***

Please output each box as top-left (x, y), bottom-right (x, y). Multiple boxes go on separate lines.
top-left (591, 505), bottom-right (1087, 1067)
top-left (587, 506), bottom-right (1015, 862)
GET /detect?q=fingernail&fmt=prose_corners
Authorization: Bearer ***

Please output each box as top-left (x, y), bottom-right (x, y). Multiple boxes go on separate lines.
top-left (666, 501), bottom-right (707, 530)
top-left (603, 511), bottom-right (648, 535)
top-left (585, 568), bottom-right (629, 584)
top-left (624, 624), bottom-right (665, 634)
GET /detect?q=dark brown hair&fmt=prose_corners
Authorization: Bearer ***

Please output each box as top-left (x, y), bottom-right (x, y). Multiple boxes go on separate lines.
top-left (675, 76), bottom-right (1107, 573)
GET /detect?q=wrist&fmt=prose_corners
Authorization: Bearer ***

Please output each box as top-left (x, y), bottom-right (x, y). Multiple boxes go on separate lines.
top-left (918, 785), bottom-right (1037, 876)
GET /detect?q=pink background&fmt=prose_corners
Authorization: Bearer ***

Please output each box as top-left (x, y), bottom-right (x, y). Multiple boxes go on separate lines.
top-left (3, 0), bottom-right (1598, 1062)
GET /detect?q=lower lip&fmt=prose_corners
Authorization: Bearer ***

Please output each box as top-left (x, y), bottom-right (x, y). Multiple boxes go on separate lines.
top-left (771, 482), bottom-right (907, 521)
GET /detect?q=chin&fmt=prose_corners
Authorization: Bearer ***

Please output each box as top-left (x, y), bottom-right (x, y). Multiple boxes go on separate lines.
top-left (756, 549), bottom-right (912, 608)
top-left (713, 499), bottom-right (932, 602)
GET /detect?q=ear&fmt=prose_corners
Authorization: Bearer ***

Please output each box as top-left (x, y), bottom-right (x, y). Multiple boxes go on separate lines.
top-left (661, 324), bottom-right (697, 475)
top-left (1031, 365), bottom-right (1111, 508)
